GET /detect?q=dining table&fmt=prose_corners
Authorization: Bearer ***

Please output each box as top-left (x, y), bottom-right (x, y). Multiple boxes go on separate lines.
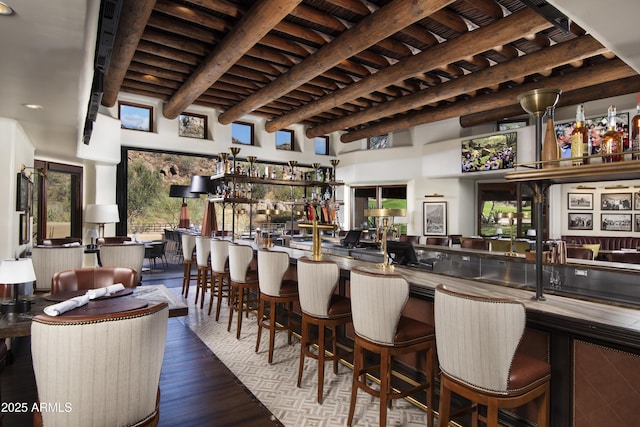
top-left (0, 284), bottom-right (187, 338)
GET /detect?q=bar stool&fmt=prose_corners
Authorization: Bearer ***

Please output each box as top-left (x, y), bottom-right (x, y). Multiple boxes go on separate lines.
top-left (180, 233), bottom-right (197, 297)
top-left (347, 267), bottom-right (436, 427)
top-left (209, 238), bottom-right (230, 319)
top-left (194, 236), bottom-right (212, 309)
top-left (227, 243), bottom-right (259, 339)
top-left (296, 256), bottom-right (352, 404)
top-left (434, 284), bottom-right (550, 427)
top-left (255, 249), bottom-right (298, 363)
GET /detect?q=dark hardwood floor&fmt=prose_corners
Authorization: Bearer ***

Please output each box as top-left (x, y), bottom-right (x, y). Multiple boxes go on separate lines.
top-left (0, 258), bottom-right (283, 427)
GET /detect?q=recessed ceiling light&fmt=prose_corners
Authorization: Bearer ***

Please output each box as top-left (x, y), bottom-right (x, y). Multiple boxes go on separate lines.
top-left (0, 2), bottom-right (14, 16)
top-left (23, 104), bottom-right (43, 110)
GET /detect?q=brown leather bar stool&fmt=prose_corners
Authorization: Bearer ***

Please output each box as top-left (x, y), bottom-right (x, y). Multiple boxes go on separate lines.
top-left (296, 256), bottom-right (352, 404)
top-left (255, 249), bottom-right (299, 363)
top-left (227, 243), bottom-right (259, 339)
top-left (347, 267), bottom-right (436, 427)
top-left (208, 239), bottom-right (231, 319)
top-left (434, 284), bottom-right (550, 427)
top-left (194, 236), bottom-right (212, 309)
top-left (180, 233), bottom-right (197, 297)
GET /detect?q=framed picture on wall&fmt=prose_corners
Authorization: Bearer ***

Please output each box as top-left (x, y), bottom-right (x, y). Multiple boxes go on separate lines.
top-left (568, 193), bottom-right (593, 210)
top-left (423, 201), bottom-right (447, 236)
top-left (600, 193), bottom-right (632, 210)
top-left (634, 192), bottom-right (640, 210)
top-left (19, 213), bottom-right (29, 244)
top-left (601, 213), bottom-right (632, 232)
top-left (636, 214), bottom-right (640, 232)
top-left (568, 213), bottom-right (593, 230)
top-left (178, 112), bottom-right (208, 139)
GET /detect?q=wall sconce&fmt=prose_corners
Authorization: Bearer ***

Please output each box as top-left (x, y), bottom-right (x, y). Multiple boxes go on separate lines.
top-left (20, 163), bottom-right (46, 178)
top-left (424, 194), bottom-right (444, 198)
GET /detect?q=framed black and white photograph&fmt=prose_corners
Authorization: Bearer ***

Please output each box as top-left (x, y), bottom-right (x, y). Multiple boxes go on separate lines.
top-left (568, 213), bottom-right (593, 230)
top-left (423, 201), bottom-right (447, 236)
top-left (497, 118), bottom-right (528, 131)
top-left (118, 101), bottom-right (153, 132)
top-left (635, 214), bottom-right (640, 233)
top-left (19, 213), bottom-right (29, 245)
top-left (16, 173), bottom-right (31, 212)
top-left (178, 112), bottom-right (208, 139)
top-left (600, 193), bottom-right (632, 210)
top-left (601, 213), bottom-right (632, 232)
top-left (634, 192), bottom-right (640, 210)
top-left (568, 193), bottom-right (593, 210)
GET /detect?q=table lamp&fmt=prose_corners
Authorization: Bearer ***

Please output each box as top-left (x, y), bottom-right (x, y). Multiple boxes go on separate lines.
top-left (85, 204), bottom-right (120, 238)
top-left (0, 258), bottom-right (36, 313)
top-left (364, 208), bottom-right (406, 270)
top-left (169, 184), bottom-right (200, 229)
top-left (87, 228), bottom-right (99, 249)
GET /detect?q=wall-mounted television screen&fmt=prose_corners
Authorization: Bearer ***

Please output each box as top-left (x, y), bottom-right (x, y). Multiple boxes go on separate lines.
top-left (461, 132), bottom-right (517, 173)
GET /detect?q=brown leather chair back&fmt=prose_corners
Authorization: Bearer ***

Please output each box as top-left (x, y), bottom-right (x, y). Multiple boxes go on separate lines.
top-left (398, 235), bottom-right (420, 244)
top-left (40, 237), bottom-right (82, 246)
top-left (460, 238), bottom-right (491, 250)
top-left (610, 252), bottom-right (640, 264)
top-left (566, 246), bottom-right (593, 260)
top-left (52, 267), bottom-right (138, 293)
top-left (96, 236), bottom-right (132, 246)
top-left (426, 237), bottom-right (450, 246)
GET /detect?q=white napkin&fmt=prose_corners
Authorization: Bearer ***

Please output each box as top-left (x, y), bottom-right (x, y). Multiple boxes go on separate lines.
top-left (44, 294), bottom-right (90, 316)
top-left (86, 283), bottom-right (125, 300)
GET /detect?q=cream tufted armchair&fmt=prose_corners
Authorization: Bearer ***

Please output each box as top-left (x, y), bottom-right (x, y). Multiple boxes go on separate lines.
top-left (99, 243), bottom-right (145, 284)
top-left (31, 302), bottom-right (169, 427)
top-left (32, 245), bottom-right (84, 292)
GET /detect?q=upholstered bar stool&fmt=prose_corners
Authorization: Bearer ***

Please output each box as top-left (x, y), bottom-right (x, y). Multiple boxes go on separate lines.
top-left (347, 267), bottom-right (436, 427)
top-left (227, 243), bottom-right (259, 339)
top-left (209, 238), bottom-right (230, 319)
top-left (181, 233), bottom-right (197, 297)
top-left (296, 256), bottom-right (352, 404)
top-left (434, 284), bottom-right (550, 427)
top-left (194, 235), bottom-right (212, 309)
top-left (255, 249), bottom-right (299, 363)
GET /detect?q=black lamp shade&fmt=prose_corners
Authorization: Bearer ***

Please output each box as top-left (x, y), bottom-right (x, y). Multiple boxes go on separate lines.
top-left (190, 176), bottom-right (215, 194)
top-left (169, 184), bottom-right (200, 199)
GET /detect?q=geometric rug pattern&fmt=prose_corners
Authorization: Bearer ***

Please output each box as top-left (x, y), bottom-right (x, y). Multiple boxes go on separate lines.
top-left (178, 286), bottom-right (434, 427)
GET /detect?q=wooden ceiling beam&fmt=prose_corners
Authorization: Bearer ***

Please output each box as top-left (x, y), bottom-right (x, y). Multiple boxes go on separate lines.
top-left (462, 0), bottom-right (504, 19)
top-left (217, 0), bottom-right (455, 125)
top-left (141, 28), bottom-right (210, 57)
top-left (266, 8), bottom-right (550, 133)
top-left (340, 59), bottom-right (637, 142)
top-left (127, 62), bottom-right (185, 82)
top-left (162, 0), bottom-right (302, 119)
top-left (102, 0), bottom-right (156, 107)
top-left (460, 76), bottom-right (640, 127)
top-left (131, 52), bottom-right (193, 74)
top-left (307, 35), bottom-right (606, 137)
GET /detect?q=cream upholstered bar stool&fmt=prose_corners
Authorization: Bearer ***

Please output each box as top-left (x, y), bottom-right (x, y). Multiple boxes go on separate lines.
top-left (194, 235), bottom-right (212, 309)
top-left (31, 302), bottom-right (169, 427)
top-left (255, 249), bottom-right (299, 363)
top-left (227, 243), bottom-right (259, 339)
top-left (181, 233), bottom-right (197, 297)
top-left (434, 284), bottom-right (551, 427)
top-left (347, 267), bottom-right (436, 427)
top-left (296, 256), bottom-right (352, 404)
top-left (209, 238), bottom-right (231, 319)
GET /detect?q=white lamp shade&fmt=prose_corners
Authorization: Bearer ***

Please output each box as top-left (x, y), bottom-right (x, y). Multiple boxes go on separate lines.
top-left (85, 204), bottom-right (120, 224)
top-left (527, 229), bottom-right (537, 237)
top-left (0, 258), bottom-right (36, 284)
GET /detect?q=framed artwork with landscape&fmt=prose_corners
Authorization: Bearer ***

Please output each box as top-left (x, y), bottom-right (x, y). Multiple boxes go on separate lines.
top-left (567, 193), bottom-right (593, 210)
top-left (423, 202), bottom-right (447, 236)
top-left (178, 112), bottom-right (207, 139)
top-left (461, 132), bottom-right (516, 173)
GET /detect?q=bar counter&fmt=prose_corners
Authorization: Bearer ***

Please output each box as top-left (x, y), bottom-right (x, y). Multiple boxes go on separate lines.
top-left (278, 239), bottom-right (640, 426)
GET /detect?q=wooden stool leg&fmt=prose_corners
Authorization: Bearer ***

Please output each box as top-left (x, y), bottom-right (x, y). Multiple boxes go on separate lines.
top-left (227, 285), bottom-right (237, 333)
top-left (438, 378), bottom-right (452, 427)
top-left (331, 325), bottom-right (339, 374)
top-left (255, 297), bottom-right (265, 353)
top-left (379, 349), bottom-right (389, 427)
top-left (236, 285), bottom-right (244, 339)
top-left (297, 317), bottom-right (308, 388)
top-left (208, 274), bottom-right (216, 316)
top-left (318, 322), bottom-right (326, 404)
top-left (347, 342), bottom-right (363, 426)
top-left (268, 300), bottom-right (276, 363)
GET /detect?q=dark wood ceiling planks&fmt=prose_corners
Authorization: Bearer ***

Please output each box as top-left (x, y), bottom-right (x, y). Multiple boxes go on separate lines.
top-left (102, 0), bottom-right (640, 142)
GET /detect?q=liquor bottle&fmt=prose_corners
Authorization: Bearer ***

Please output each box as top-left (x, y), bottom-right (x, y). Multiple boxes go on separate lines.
top-left (632, 94), bottom-right (640, 160)
top-left (570, 104), bottom-right (589, 165)
top-left (542, 106), bottom-right (559, 168)
top-left (602, 105), bottom-right (623, 162)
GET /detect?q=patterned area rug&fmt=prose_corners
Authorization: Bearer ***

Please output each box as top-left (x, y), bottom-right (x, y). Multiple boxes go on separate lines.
top-left (179, 286), bottom-right (433, 427)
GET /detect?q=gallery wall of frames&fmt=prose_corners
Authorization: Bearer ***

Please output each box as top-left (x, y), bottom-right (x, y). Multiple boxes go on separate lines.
top-left (567, 189), bottom-right (640, 233)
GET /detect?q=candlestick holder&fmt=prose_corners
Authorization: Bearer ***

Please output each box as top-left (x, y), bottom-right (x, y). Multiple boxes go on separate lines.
top-left (330, 159), bottom-right (339, 181)
top-left (247, 156), bottom-right (257, 177)
top-left (219, 152), bottom-right (230, 174)
top-left (288, 160), bottom-right (298, 180)
top-left (312, 163), bottom-right (321, 181)
top-left (229, 147), bottom-right (241, 174)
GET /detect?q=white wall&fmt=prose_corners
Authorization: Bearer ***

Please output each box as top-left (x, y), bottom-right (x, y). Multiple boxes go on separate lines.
top-left (0, 118), bottom-right (35, 260)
